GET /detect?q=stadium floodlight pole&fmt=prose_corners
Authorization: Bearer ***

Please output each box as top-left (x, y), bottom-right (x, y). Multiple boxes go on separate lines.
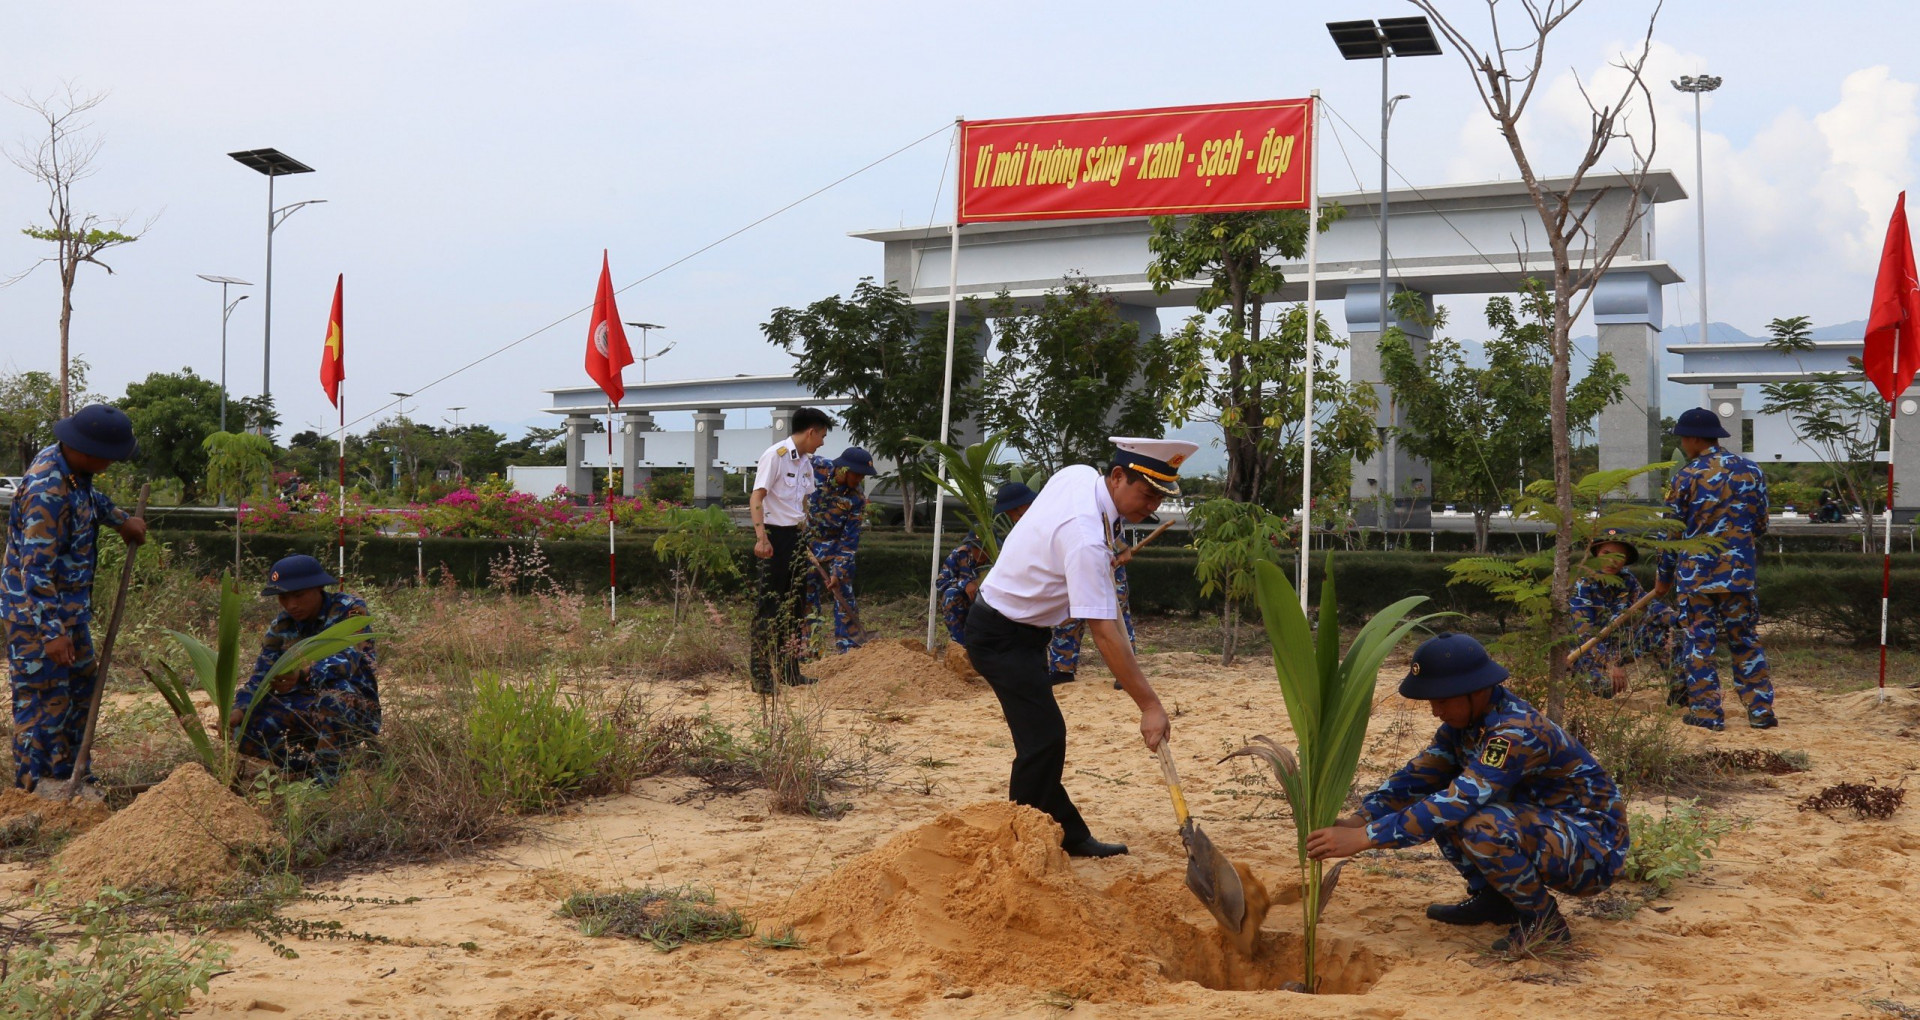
top-left (1673, 74), bottom-right (1723, 347)
top-left (227, 148), bottom-right (321, 428)
top-left (1328, 15), bottom-right (1439, 538)
top-left (195, 274), bottom-right (252, 437)
top-left (623, 322), bottom-right (674, 383)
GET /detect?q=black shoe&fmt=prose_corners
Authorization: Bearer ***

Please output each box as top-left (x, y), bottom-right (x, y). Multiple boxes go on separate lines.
top-left (1048, 671), bottom-right (1076, 686)
top-left (781, 674), bottom-right (819, 687)
top-left (1425, 889), bottom-right (1520, 926)
top-left (1749, 708), bottom-right (1778, 729)
top-left (1682, 715), bottom-right (1725, 732)
top-left (1062, 837), bottom-right (1129, 858)
top-left (1666, 686), bottom-right (1689, 708)
top-left (1490, 901), bottom-right (1571, 954)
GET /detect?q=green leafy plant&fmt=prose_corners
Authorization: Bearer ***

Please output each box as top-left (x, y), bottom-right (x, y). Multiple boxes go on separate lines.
top-left (0, 889), bottom-right (228, 1019)
top-left (202, 430), bottom-right (276, 574)
top-left (466, 672), bottom-right (619, 812)
top-left (652, 505), bottom-right (741, 642)
top-left (1239, 555), bottom-right (1439, 992)
top-left (144, 572), bottom-right (381, 786)
top-left (1190, 498), bottom-right (1294, 665)
top-left (557, 886), bottom-right (751, 951)
top-left (919, 434), bottom-right (1010, 560)
top-left (1624, 799), bottom-right (1735, 894)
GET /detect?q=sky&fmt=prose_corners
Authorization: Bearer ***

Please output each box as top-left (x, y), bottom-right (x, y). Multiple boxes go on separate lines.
top-left (2, 0), bottom-right (1917, 454)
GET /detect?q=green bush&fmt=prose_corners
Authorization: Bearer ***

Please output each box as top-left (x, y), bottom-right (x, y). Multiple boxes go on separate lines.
top-left (1624, 799), bottom-right (1735, 894)
top-left (467, 673), bottom-right (619, 812)
top-left (557, 886), bottom-right (750, 951)
top-left (0, 890), bottom-right (229, 1019)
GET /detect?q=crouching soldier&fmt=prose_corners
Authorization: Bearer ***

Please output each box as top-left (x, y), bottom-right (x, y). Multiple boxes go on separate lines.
top-left (1306, 633), bottom-right (1627, 951)
top-left (229, 555), bottom-right (378, 781)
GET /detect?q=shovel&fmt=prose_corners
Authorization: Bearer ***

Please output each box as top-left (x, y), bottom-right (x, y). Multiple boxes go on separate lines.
top-left (805, 549), bottom-right (868, 647)
top-left (39, 482), bottom-right (149, 803)
top-left (1155, 738), bottom-right (1250, 949)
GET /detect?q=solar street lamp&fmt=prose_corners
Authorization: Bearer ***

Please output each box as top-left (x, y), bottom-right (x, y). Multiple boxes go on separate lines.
top-left (1673, 74), bottom-right (1724, 345)
top-left (228, 148), bottom-right (323, 420)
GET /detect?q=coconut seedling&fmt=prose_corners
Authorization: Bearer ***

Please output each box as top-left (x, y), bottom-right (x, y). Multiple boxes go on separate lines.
top-left (1228, 557), bottom-right (1438, 991)
top-left (919, 433), bottom-right (1010, 559)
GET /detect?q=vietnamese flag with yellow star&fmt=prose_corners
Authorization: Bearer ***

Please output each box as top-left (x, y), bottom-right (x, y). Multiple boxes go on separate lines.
top-left (320, 274), bottom-right (344, 406)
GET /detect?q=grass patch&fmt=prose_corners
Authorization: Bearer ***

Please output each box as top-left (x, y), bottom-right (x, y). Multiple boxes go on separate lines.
top-left (1565, 700), bottom-right (1702, 798)
top-left (557, 886), bottom-right (751, 951)
top-left (755, 926), bottom-right (806, 950)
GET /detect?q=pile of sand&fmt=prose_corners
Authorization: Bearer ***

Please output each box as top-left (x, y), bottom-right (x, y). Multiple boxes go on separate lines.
top-left (778, 801), bottom-right (1160, 1002)
top-left (52, 762), bottom-right (280, 895)
top-left (802, 638), bottom-right (984, 711)
top-left (0, 786), bottom-right (112, 838)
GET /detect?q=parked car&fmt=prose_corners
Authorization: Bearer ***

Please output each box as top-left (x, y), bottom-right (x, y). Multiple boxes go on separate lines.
top-left (0, 476), bottom-right (21, 509)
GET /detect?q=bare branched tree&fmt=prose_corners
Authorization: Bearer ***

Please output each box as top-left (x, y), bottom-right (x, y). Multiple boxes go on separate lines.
top-left (7, 84), bottom-right (150, 416)
top-left (1409, 0), bottom-right (1662, 721)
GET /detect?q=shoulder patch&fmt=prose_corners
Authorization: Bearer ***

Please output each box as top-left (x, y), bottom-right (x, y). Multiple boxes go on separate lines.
top-left (775, 445), bottom-right (789, 457)
top-left (1479, 735), bottom-right (1513, 769)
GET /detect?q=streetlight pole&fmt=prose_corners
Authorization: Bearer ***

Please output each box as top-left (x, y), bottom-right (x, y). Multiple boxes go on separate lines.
top-left (196, 274), bottom-right (252, 435)
top-left (391, 391), bottom-right (412, 493)
top-left (623, 322), bottom-right (674, 384)
top-left (1673, 75), bottom-right (1723, 347)
top-left (228, 149), bottom-right (321, 428)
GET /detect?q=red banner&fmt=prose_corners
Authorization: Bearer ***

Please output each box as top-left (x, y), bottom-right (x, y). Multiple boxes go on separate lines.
top-left (958, 99), bottom-right (1313, 224)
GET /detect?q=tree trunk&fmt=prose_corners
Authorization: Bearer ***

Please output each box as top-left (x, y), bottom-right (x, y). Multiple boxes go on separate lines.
top-left (1545, 275), bottom-right (1577, 724)
top-left (1474, 510), bottom-right (1491, 555)
top-left (901, 471), bottom-right (917, 534)
top-left (58, 256), bottom-right (77, 417)
top-left (1220, 598), bottom-right (1238, 667)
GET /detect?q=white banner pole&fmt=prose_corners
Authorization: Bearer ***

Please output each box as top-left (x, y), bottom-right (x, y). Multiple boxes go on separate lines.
top-left (926, 119), bottom-right (964, 651)
top-left (1298, 91), bottom-right (1321, 611)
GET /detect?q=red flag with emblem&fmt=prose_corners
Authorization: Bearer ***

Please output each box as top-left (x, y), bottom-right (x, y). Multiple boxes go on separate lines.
top-left (584, 252), bottom-right (633, 406)
top-left (319, 274), bottom-right (344, 406)
top-left (1863, 192), bottom-right (1920, 402)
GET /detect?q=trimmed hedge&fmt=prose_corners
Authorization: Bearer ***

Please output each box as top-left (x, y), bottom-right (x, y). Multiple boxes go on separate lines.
top-left (147, 530), bottom-right (1920, 645)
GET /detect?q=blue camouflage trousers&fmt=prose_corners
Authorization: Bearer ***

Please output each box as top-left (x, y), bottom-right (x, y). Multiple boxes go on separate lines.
top-left (1436, 803), bottom-right (1622, 918)
top-left (8, 623), bottom-right (98, 790)
top-left (234, 692), bottom-right (357, 781)
top-left (805, 561), bottom-right (861, 656)
top-left (1676, 590), bottom-right (1774, 727)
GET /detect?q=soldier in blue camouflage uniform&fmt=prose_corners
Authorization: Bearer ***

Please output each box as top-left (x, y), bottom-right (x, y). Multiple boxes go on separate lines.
top-left (3, 406), bottom-right (146, 791)
top-left (804, 448), bottom-right (876, 655)
top-left (1308, 633), bottom-right (1627, 951)
top-left (1044, 528), bottom-right (1137, 684)
top-left (1570, 530), bottom-right (1647, 699)
top-left (229, 555), bottom-right (378, 781)
top-left (1654, 408), bottom-right (1777, 731)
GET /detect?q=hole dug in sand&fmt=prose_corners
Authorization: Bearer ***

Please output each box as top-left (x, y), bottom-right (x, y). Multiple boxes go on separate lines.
top-left (779, 801), bottom-right (1390, 1003)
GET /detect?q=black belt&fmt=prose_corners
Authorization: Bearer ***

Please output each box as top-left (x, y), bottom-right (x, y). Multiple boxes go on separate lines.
top-left (974, 596), bottom-right (1052, 637)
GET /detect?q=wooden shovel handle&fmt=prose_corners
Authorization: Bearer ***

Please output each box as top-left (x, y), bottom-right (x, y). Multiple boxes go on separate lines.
top-left (1126, 520), bottom-right (1176, 556)
top-left (1564, 589), bottom-right (1657, 666)
top-left (1156, 740), bottom-right (1192, 827)
top-left (60, 482), bottom-right (149, 796)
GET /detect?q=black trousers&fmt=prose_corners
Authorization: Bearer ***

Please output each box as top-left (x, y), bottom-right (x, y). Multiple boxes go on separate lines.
top-left (965, 597), bottom-right (1091, 846)
top-left (751, 524), bottom-right (806, 690)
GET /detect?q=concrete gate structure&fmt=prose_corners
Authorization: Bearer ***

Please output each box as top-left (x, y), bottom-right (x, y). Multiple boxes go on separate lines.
top-left (855, 170), bottom-right (1686, 515)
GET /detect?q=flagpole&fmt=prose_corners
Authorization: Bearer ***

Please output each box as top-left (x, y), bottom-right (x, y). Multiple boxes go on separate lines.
top-left (1298, 91), bottom-right (1321, 611)
top-left (337, 380), bottom-right (346, 578)
top-left (1880, 349), bottom-right (1898, 701)
top-left (926, 117), bottom-right (963, 651)
top-left (608, 400), bottom-right (617, 622)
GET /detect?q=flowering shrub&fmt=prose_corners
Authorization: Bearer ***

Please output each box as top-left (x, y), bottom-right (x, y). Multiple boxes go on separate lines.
top-left (239, 491), bottom-right (385, 535)
top-left (404, 484), bottom-right (673, 540)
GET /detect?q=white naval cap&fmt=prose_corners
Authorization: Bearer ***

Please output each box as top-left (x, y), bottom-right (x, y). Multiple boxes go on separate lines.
top-left (1109, 436), bottom-right (1201, 496)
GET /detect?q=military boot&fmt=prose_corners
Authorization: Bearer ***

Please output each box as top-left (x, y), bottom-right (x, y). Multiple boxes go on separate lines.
top-left (1491, 899), bottom-right (1572, 954)
top-left (1425, 888), bottom-right (1519, 926)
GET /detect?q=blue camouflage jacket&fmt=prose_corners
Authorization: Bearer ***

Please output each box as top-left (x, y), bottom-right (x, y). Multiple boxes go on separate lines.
top-left (234, 591), bottom-right (380, 734)
top-left (1361, 687), bottom-right (1626, 848)
top-left (1657, 445), bottom-right (1769, 594)
top-left (806, 463), bottom-right (866, 571)
top-left (2, 444), bottom-right (130, 642)
top-left (1571, 570), bottom-right (1645, 666)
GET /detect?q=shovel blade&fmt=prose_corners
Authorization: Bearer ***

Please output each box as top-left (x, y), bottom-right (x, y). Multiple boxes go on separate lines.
top-left (1180, 820), bottom-right (1247, 935)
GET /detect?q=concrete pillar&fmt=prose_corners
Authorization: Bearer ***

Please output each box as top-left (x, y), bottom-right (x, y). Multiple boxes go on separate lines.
top-left (692, 409), bottom-right (726, 507)
top-left (1345, 283), bottom-right (1433, 527)
top-left (769, 405), bottom-right (797, 440)
top-left (562, 415), bottom-right (597, 498)
top-left (1594, 271), bottom-right (1665, 499)
top-left (621, 412), bottom-right (654, 496)
top-left (1895, 387), bottom-right (1920, 522)
top-left (1707, 387), bottom-right (1746, 455)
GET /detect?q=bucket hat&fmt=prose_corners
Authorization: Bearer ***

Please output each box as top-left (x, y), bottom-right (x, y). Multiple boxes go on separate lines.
top-left (1399, 632), bottom-right (1510, 700)
top-left (53, 404), bottom-right (139, 461)
top-left (261, 554), bottom-right (337, 595)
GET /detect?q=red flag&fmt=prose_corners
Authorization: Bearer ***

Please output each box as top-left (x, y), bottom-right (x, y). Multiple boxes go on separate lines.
top-left (319, 274), bottom-right (344, 407)
top-left (1863, 192), bottom-right (1920, 402)
top-left (585, 252), bottom-right (633, 406)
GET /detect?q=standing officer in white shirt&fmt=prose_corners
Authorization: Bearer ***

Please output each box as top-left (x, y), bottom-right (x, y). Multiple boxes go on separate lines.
top-left (750, 407), bottom-right (834, 693)
top-left (965, 437), bottom-right (1195, 857)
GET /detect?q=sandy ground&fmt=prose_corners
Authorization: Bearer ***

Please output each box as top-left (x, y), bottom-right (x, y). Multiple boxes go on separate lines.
top-left (13, 646), bottom-right (1920, 1019)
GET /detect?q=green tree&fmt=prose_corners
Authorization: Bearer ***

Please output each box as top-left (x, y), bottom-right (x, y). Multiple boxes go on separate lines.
top-left (975, 274), bottom-right (1172, 473)
top-left (7, 86), bottom-right (147, 415)
top-left (763, 278), bottom-right (983, 531)
top-left (1189, 498), bottom-right (1293, 665)
top-left (118, 368), bottom-right (227, 503)
top-left (1380, 281), bottom-right (1628, 554)
top-left (202, 431), bottom-right (275, 573)
top-left (0, 357), bottom-right (95, 473)
top-left (1160, 302), bottom-right (1377, 514)
top-left (1145, 205), bottom-right (1345, 502)
top-left (498, 426), bottom-right (566, 469)
top-left (1758, 314), bottom-right (1886, 551)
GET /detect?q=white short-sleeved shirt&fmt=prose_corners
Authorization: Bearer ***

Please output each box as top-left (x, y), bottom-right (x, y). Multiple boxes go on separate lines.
top-left (752, 439), bottom-right (817, 527)
top-left (977, 464), bottom-right (1120, 627)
